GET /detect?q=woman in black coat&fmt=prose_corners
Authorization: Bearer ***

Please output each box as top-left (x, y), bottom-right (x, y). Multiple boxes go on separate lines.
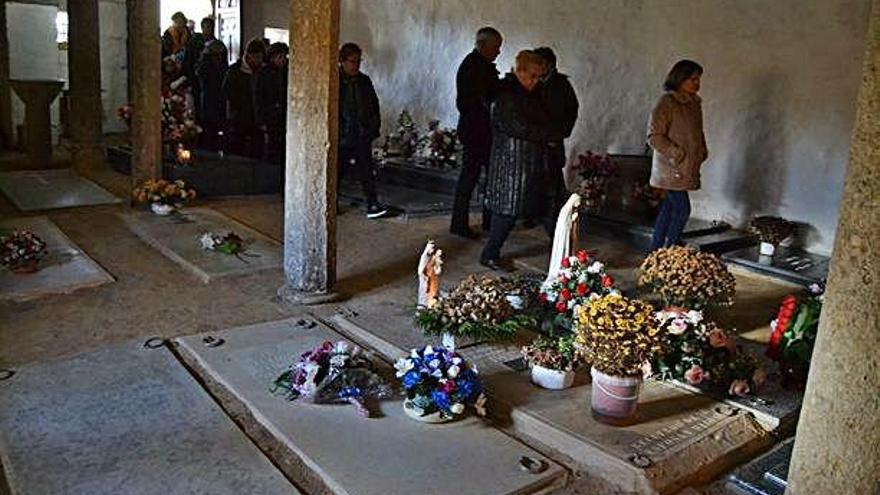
top-left (480, 50), bottom-right (559, 270)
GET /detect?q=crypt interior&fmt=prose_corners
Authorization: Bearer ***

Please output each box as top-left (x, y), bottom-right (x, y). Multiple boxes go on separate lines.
top-left (0, 1), bottom-right (877, 494)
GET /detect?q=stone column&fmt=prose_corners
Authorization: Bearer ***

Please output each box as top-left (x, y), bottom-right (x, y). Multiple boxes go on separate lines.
top-left (67, 0), bottom-right (104, 176)
top-left (786, 2), bottom-right (880, 493)
top-left (277, 0), bottom-right (340, 304)
top-left (130, 0), bottom-right (162, 183)
top-left (0, 0), bottom-right (12, 149)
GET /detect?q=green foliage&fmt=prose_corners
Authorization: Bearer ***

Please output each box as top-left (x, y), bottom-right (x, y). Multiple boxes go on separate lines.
top-left (416, 308), bottom-right (533, 341)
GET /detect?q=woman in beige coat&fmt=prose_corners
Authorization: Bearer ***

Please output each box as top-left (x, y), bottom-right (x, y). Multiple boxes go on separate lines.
top-left (647, 60), bottom-right (708, 251)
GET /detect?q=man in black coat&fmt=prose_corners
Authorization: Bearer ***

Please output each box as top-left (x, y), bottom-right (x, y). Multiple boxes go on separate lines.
top-left (257, 42), bottom-right (289, 164)
top-left (195, 34), bottom-right (228, 151)
top-left (338, 43), bottom-right (388, 219)
top-left (222, 38), bottom-right (265, 159)
top-left (449, 27), bottom-right (502, 239)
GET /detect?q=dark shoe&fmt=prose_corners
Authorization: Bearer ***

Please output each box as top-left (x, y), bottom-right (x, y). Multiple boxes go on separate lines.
top-left (479, 258), bottom-right (515, 272)
top-left (450, 226), bottom-right (480, 240)
top-left (366, 204), bottom-right (390, 219)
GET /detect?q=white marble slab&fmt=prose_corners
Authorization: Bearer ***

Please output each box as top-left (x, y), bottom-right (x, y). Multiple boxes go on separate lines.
top-left (0, 216), bottom-right (114, 301)
top-left (121, 207), bottom-right (282, 283)
top-left (175, 317), bottom-right (567, 495)
top-left (0, 341), bottom-right (300, 495)
top-left (0, 169), bottom-right (121, 211)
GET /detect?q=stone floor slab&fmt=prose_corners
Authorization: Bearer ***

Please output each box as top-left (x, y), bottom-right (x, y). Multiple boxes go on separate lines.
top-left (722, 246), bottom-right (828, 286)
top-left (0, 169), bottom-right (122, 211)
top-left (175, 317), bottom-right (567, 495)
top-left (121, 207), bottom-right (282, 283)
top-left (0, 341), bottom-right (300, 495)
top-left (0, 216), bottom-right (114, 301)
top-left (330, 315), bottom-right (772, 495)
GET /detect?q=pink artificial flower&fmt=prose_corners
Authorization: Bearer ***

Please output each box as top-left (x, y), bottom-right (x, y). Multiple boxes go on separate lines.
top-left (668, 318), bottom-right (688, 335)
top-left (684, 364), bottom-right (705, 385)
top-left (729, 379), bottom-right (750, 397)
top-left (707, 328), bottom-right (729, 348)
top-left (641, 361), bottom-right (653, 379)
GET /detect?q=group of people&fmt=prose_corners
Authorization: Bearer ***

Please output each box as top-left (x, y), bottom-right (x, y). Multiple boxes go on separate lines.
top-left (161, 12), bottom-right (290, 162)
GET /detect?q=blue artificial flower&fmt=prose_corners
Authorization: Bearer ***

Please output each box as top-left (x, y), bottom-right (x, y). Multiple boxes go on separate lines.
top-left (456, 371), bottom-right (482, 402)
top-left (338, 386), bottom-right (362, 399)
top-left (402, 370), bottom-right (421, 389)
top-left (431, 390), bottom-right (451, 412)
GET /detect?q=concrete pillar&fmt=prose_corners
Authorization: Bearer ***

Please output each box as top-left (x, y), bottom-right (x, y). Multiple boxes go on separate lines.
top-left (277, 0), bottom-right (340, 304)
top-left (0, 0), bottom-right (12, 149)
top-left (130, 0), bottom-right (162, 183)
top-left (67, 0), bottom-right (104, 175)
top-left (786, 2), bottom-right (880, 493)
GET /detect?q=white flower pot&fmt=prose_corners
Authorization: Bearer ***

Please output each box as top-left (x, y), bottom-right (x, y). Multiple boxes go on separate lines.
top-left (759, 242), bottom-right (776, 256)
top-left (402, 398), bottom-right (456, 423)
top-left (530, 365), bottom-right (575, 390)
top-left (151, 203), bottom-right (175, 216)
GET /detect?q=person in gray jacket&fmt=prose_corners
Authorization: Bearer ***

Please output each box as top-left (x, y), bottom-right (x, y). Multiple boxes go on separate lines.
top-left (647, 59), bottom-right (708, 251)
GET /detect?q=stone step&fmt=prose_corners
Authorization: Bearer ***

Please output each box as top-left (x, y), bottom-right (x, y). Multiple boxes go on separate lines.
top-left (0, 341), bottom-right (300, 495)
top-left (174, 317), bottom-right (568, 495)
top-left (328, 315), bottom-right (773, 495)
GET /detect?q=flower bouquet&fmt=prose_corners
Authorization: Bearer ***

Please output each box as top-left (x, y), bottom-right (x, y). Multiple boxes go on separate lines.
top-left (161, 92), bottom-right (201, 162)
top-left (132, 179), bottom-right (197, 215)
top-left (395, 345), bottom-right (486, 422)
top-left (272, 340), bottom-right (393, 418)
top-left (630, 182), bottom-right (664, 213)
top-left (382, 110), bottom-right (419, 159)
top-left (116, 104), bottom-right (133, 128)
top-left (522, 334), bottom-right (583, 390)
top-left (750, 216), bottom-right (796, 256)
top-left (571, 151), bottom-right (618, 210)
top-left (416, 275), bottom-right (534, 343)
top-left (415, 120), bottom-right (459, 170)
top-left (199, 231), bottom-right (258, 262)
top-left (638, 246), bottom-right (736, 310)
top-left (650, 308), bottom-right (765, 397)
top-left (539, 250), bottom-right (618, 334)
top-left (576, 294), bottom-right (661, 421)
top-left (1, 230), bottom-right (47, 274)
top-left (766, 282), bottom-right (824, 389)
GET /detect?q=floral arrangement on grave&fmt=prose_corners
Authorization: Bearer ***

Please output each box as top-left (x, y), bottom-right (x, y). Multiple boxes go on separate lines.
top-left (539, 250), bottom-right (618, 334)
top-left (571, 151), bottom-right (618, 210)
top-left (161, 92), bottom-right (201, 163)
top-left (1, 230), bottom-right (47, 274)
top-left (415, 274), bottom-right (535, 344)
top-left (382, 110), bottom-right (419, 159)
top-left (132, 179), bottom-right (197, 215)
top-left (638, 246), bottom-right (737, 310)
top-left (766, 282), bottom-right (825, 390)
top-left (576, 294), bottom-right (662, 420)
top-left (199, 231), bottom-right (259, 262)
top-left (521, 334), bottom-right (584, 390)
top-left (415, 120), bottom-right (459, 170)
top-left (116, 104), bottom-right (133, 128)
top-left (395, 345), bottom-right (487, 422)
top-left (630, 182), bottom-right (664, 213)
top-left (272, 340), bottom-right (393, 418)
top-left (750, 216), bottom-right (796, 256)
top-left (649, 308), bottom-right (765, 397)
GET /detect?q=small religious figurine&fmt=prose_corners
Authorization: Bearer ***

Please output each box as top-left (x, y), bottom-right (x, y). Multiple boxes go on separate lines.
top-left (417, 240), bottom-right (443, 309)
top-left (547, 193), bottom-right (582, 283)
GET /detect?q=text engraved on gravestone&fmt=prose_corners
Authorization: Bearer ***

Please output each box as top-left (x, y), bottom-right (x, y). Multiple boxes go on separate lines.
top-left (629, 409), bottom-right (727, 458)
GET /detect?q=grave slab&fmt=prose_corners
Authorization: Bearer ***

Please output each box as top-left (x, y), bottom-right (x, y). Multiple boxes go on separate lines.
top-left (329, 315), bottom-right (772, 495)
top-left (121, 207), bottom-right (282, 283)
top-left (0, 216), bottom-right (114, 301)
top-left (174, 317), bottom-right (567, 495)
top-left (722, 246), bottom-right (829, 286)
top-left (0, 169), bottom-right (122, 211)
top-left (0, 341), bottom-right (300, 495)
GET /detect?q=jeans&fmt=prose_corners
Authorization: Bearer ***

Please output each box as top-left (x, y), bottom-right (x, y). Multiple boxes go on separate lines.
top-left (650, 190), bottom-right (691, 251)
top-left (451, 136), bottom-right (491, 232)
top-left (481, 211), bottom-right (554, 262)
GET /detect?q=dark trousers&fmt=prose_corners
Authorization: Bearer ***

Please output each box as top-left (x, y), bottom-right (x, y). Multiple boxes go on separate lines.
top-left (266, 122), bottom-right (285, 165)
top-left (228, 123), bottom-right (264, 160)
top-left (451, 137), bottom-right (491, 232)
top-left (650, 190), bottom-right (691, 251)
top-left (481, 211), bottom-right (554, 262)
top-left (339, 140), bottom-right (378, 206)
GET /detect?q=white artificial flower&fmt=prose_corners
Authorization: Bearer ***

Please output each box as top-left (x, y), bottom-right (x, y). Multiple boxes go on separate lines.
top-left (333, 341), bottom-right (350, 355)
top-left (809, 283), bottom-right (822, 294)
top-left (506, 295), bottom-right (524, 310)
top-left (452, 357), bottom-right (462, 365)
top-left (424, 345), bottom-right (435, 355)
top-left (668, 318), bottom-right (688, 335)
top-left (411, 349), bottom-right (420, 359)
top-left (474, 393), bottom-right (487, 416)
top-left (329, 355), bottom-right (347, 368)
top-left (587, 261), bottom-right (604, 274)
top-left (447, 365), bottom-right (460, 378)
top-left (609, 289), bottom-right (621, 296)
top-left (687, 310), bottom-right (703, 323)
top-left (431, 368), bottom-right (443, 378)
top-left (394, 357), bottom-right (414, 377)
top-left (199, 232), bottom-right (216, 250)
top-left (769, 319), bottom-right (778, 331)
top-left (450, 403), bottom-right (465, 415)
top-left (559, 268), bottom-right (573, 279)
top-left (568, 256), bottom-right (579, 266)
top-left (567, 299), bottom-right (576, 310)
top-left (428, 358), bottom-right (441, 369)
top-left (589, 292), bottom-right (601, 301)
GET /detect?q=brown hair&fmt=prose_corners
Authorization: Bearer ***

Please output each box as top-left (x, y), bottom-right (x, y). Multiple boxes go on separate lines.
top-left (515, 50), bottom-right (545, 74)
top-left (663, 60), bottom-right (703, 91)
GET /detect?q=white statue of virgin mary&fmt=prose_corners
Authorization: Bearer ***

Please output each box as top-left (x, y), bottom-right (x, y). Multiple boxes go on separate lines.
top-left (547, 193), bottom-right (582, 283)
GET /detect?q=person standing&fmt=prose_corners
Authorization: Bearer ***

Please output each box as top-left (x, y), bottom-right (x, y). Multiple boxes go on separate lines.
top-left (647, 60), bottom-right (708, 251)
top-left (450, 27), bottom-right (502, 239)
top-left (480, 50), bottom-right (555, 271)
top-left (338, 43), bottom-right (388, 219)
top-left (222, 38), bottom-right (266, 159)
top-left (257, 42), bottom-right (289, 164)
top-left (162, 12), bottom-right (190, 59)
top-left (196, 35), bottom-right (228, 151)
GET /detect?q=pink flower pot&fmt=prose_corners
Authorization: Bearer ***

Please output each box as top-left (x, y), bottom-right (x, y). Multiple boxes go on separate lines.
top-left (590, 367), bottom-right (642, 423)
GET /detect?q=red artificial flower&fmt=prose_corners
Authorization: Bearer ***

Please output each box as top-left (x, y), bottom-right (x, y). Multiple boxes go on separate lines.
top-left (440, 380), bottom-right (457, 393)
top-left (560, 288), bottom-right (571, 301)
top-left (561, 258), bottom-right (571, 268)
top-left (601, 275), bottom-right (614, 288)
top-left (538, 292), bottom-right (548, 303)
top-left (556, 301), bottom-right (567, 313)
top-left (576, 251), bottom-right (589, 263)
top-left (767, 294), bottom-right (798, 360)
top-left (559, 276), bottom-right (569, 286)
top-left (576, 283), bottom-right (588, 296)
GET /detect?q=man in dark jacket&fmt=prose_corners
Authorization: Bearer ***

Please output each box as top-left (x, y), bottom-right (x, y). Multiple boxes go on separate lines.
top-left (222, 38), bottom-right (265, 159)
top-left (449, 27), bottom-right (502, 239)
top-left (338, 43), bottom-right (388, 219)
top-left (196, 34), bottom-right (228, 151)
top-left (257, 42), bottom-right (289, 164)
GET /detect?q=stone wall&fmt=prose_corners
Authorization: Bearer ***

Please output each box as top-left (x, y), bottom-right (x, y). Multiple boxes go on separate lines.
top-left (249, 0), bottom-right (871, 255)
